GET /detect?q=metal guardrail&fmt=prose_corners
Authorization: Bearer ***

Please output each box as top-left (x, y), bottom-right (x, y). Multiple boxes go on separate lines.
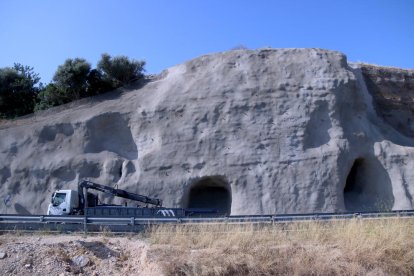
top-left (1, 210), bottom-right (414, 233)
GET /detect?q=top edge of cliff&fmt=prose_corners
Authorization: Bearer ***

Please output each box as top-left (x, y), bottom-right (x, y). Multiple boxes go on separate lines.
top-left (0, 48), bottom-right (412, 129)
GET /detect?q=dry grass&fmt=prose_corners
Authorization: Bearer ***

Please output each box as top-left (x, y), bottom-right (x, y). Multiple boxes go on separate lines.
top-left (146, 218), bottom-right (414, 276)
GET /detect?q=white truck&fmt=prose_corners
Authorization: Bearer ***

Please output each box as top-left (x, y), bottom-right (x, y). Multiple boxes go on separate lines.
top-left (47, 179), bottom-right (217, 218)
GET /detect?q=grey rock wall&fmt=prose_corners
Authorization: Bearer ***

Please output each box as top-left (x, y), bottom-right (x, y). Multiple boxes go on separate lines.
top-left (1, 48), bottom-right (413, 215)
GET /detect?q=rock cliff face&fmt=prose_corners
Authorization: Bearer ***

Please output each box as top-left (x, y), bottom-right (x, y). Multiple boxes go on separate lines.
top-left (1, 48), bottom-right (414, 215)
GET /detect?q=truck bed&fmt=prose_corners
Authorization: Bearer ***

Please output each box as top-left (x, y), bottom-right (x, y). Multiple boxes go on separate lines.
top-left (85, 206), bottom-right (218, 217)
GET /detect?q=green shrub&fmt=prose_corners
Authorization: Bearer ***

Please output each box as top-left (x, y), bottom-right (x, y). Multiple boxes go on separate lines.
top-left (52, 58), bottom-right (91, 100)
top-left (34, 83), bottom-right (66, 111)
top-left (97, 53), bottom-right (145, 87)
top-left (3, 54), bottom-right (147, 114)
top-left (0, 64), bottom-right (41, 118)
top-left (86, 69), bottom-right (114, 96)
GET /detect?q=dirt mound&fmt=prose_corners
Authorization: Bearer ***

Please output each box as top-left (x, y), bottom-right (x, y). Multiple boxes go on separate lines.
top-left (0, 234), bottom-right (160, 275)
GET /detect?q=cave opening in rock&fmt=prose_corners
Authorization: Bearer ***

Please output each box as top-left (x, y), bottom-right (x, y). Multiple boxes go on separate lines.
top-left (344, 158), bottom-right (364, 194)
top-left (184, 176), bottom-right (231, 215)
top-left (344, 158), bottom-right (394, 212)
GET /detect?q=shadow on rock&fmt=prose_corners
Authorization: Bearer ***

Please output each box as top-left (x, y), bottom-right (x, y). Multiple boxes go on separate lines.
top-left (77, 241), bottom-right (119, 259)
top-left (14, 203), bottom-right (32, 215)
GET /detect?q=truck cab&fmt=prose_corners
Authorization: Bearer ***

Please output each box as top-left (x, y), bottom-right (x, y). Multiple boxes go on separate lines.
top-left (47, 190), bottom-right (79, 215)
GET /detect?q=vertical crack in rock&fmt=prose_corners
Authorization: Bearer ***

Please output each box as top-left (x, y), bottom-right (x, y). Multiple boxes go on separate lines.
top-left (84, 113), bottom-right (138, 160)
top-left (183, 176), bottom-right (231, 215)
top-left (401, 176), bottom-right (414, 207)
top-left (344, 158), bottom-right (394, 212)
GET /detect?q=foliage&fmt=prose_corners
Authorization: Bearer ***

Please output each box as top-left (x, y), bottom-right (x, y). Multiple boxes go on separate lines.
top-left (0, 64), bottom-right (41, 118)
top-left (34, 83), bottom-right (65, 111)
top-left (3, 54), bottom-right (146, 115)
top-left (52, 58), bottom-right (91, 100)
top-left (34, 58), bottom-right (93, 111)
top-left (97, 53), bottom-right (145, 87)
top-left (86, 69), bottom-right (114, 96)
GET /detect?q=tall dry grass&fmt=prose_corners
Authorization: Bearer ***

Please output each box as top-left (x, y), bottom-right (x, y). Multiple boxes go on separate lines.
top-left (146, 218), bottom-right (414, 276)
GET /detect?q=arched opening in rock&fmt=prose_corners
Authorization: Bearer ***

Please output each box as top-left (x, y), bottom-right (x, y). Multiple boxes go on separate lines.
top-left (344, 158), bottom-right (364, 196)
top-left (184, 176), bottom-right (231, 215)
top-left (344, 158), bottom-right (394, 212)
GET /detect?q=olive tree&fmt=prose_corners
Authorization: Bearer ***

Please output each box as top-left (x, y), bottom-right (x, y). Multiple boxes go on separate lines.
top-left (97, 53), bottom-right (145, 87)
top-left (35, 54), bottom-right (146, 111)
top-left (52, 58), bottom-right (91, 100)
top-left (0, 64), bottom-right (41, 117)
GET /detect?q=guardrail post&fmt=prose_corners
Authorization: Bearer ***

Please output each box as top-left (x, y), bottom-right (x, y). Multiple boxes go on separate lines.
top-left (83, 216), bottom-right (87, 235)
top-left (40, 216), bottom-right (44, 222)
top-left (130, 217), bottom-right (135, 231)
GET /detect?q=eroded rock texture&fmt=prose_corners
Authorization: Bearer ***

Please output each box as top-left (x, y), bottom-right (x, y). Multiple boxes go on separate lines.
top-left (1, 49), bottom-right (413, 215)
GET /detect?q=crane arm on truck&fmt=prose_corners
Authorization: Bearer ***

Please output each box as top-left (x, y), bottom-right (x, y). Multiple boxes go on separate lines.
top-left (78, 179), bottom-right (163, 210)
top-left (48, 179), bottom-right (219, 217)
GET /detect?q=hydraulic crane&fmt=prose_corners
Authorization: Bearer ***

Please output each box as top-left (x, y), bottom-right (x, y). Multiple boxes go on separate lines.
top-left (47, 179), bottom-right (217, 217)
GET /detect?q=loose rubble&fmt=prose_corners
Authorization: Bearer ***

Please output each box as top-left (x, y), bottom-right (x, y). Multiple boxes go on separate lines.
top-left (0, 234), bottom-right (162, 276)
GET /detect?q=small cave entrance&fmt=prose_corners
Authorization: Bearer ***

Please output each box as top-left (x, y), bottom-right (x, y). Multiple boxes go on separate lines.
top-left (344, 158), bottom-right (394, 212)
top-left (184, 176), bottom-right (231, 215)
top-left (344, 158), bottom-right (365, 196)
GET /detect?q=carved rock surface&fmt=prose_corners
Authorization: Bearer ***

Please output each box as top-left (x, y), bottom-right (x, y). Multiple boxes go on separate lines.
top-left (1, 48), bottom-right (414, 215)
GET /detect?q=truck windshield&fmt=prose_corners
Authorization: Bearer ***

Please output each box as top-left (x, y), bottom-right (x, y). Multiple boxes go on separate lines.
top-left (52, 193), bottom-right (66, 206)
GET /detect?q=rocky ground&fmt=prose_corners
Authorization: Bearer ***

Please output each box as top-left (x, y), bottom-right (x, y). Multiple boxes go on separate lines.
top-left (1, 218), bottom-right (414, 275)
top-left (0, 234), bottom-right (161, 276)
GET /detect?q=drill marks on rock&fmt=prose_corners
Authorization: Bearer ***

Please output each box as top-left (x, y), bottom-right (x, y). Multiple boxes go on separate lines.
top-left (38, 123), bottom-right (74, 143)
top-left (303, 101), bottom-right (332, 150)
top-left (84, 113), bottom-right (138, 160)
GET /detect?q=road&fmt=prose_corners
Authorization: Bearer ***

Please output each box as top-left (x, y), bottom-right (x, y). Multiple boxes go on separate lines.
top-left (1, 210), bottom-right (413, 233)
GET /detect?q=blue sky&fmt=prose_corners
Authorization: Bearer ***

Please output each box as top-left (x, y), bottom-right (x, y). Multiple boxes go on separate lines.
top-left (0, 0), bottom-right (413, 83)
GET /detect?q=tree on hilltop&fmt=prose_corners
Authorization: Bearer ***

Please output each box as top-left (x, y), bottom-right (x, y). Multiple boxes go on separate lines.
top-left (0, 64), bottom-right (41, 118)
top-left (97, 53), bottom-right (145, 87)
top-left (52, 58), bottom-right (91, 100)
